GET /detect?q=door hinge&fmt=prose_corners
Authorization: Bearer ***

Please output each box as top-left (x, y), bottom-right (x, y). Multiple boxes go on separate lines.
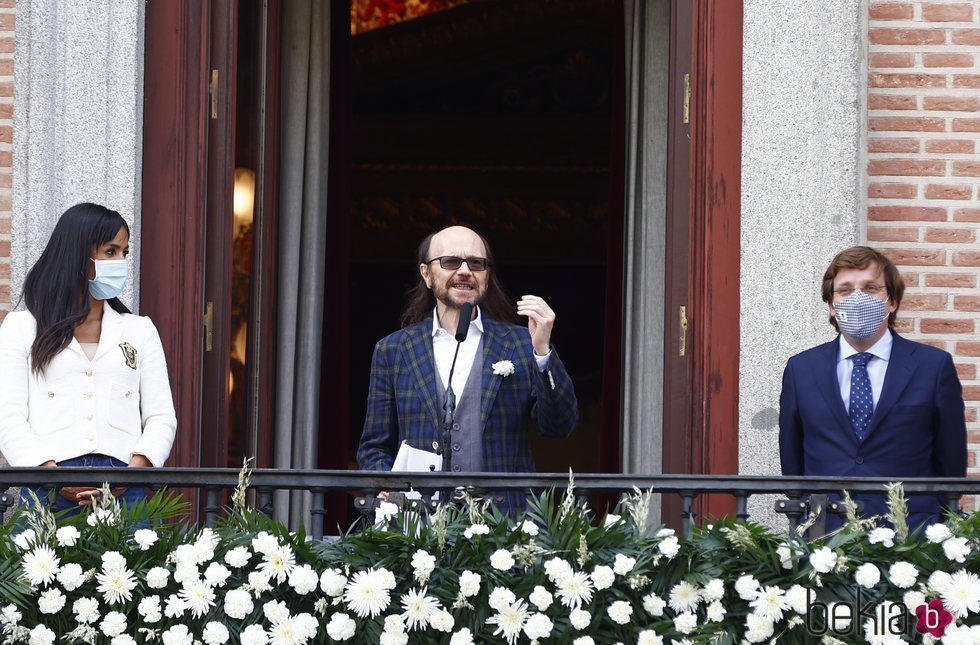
top-left (204, 301), bottom-right (214, 351)
top-left (683, 73), bottom-right (690, 124)
top-left (208, 69), bottom-right (219, 120)
top-left (679, 305), bottom-right (688, 357)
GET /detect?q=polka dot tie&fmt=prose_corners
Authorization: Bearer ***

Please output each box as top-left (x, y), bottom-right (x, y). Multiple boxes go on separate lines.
top-left (849, 352), bottom-right (875, 441)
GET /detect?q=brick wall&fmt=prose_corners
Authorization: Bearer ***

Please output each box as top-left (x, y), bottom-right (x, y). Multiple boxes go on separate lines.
top-left (868, 2), bottom-right (980, 510)
top-left (0, 0), bottom-right (12, 318)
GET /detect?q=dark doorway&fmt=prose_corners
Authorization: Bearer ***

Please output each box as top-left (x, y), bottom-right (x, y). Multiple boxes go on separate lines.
top-left (344, 0), bottom-right (620, 479)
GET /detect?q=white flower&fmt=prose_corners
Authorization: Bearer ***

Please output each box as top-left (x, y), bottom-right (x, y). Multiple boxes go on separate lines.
top-left (590, 565), bottom-right (615, 590)
top-left (134, 528), bottom-right (159, 550)
top-left (943, 537), bottom-right (972, 563)
top-left (100, 611), bottom-right (127, 637)
top-left (57, 562), bottom-right (85, 591)
top-left (112, 637), bottom-right (137, 645)
top-left (28, 625), bottom-right (55, 645)
top-left (173, 562), bottom-right (199, 584)
top-left (887, 561), bottom-right (918, 588)
top-left (554, 571), bottom-right (594, 610)
top-left (785, 585), bottom-right (809, 614)
top-left (258, 544), bottom-right (296, 583)
top-left (320, 568), bottom-right (348, 596)
top-left (855, 563), bottom-right (881, 589)
top-left (463, 523), bottom-right (490, 539)
top-left (574, 638), bottom-right (596, 645)
top-left (745, 613), bottom-right (775, 642)
top-left (929, 570), bottom-right (954, 594)
top-left (375, 500), bottom-right (399, 525)
top-left (658, 536), bottom-right (680, 558)
top-left (613, 553), bottom-right (636, 575)
top-left (73, 597), bottom-right (100, 624)
top-left (38, 588), bottom-right (66, 614)
top-left (0, 604), bottom-right (21, 626)
top-left (776, 544), bottom-right (794, 569)
top-left (706, 600), bottom-right (726, 622)
top-left (164, 594), bottom-right (187, 618)
top-left (868, 527), bottom-right (895, 548)
top-left (251, 531), bottom-right (279, 555)
top-left (146, 566), bottom-right (170, 588)
top-left (287, 564), bottom-right (319, 594)
top-left (517, 519), bottom-right (539, 536)
top-left (673, 612), bottom-right (698, 635)
top-left (411, 550), bottom-right (437, 584)
top-left (607, 600), bottom-right (633, 625)
top-left (569, 608), bottom-right (591, 629)
top-left (268, 616), bottom-right (308, 645)
top-left (491, 360), bottom-right (515, 377)
top-left (643, 592), bottom-right (666, 616)
top-left (102, 551), bottom-right (127, 571)
top-left (809, 547), bottom-right (837, 574)
top-left (400, 586), bottom-right (440, 631)
top-left (489, 586), bottom-right (517, 612)
top-left (941, 570), bottom-right (980, 618)
top-left (449, 628), bottom-right (474, 645)
top-left (224, 588), bottom-right (254, 620)
top-left (202, 562), bottom-right (231, 588)
top-left (543, 557), bottom-right (573, 582)
top-left (750, 586), bottom-right (790, 622)
top-left (490, 549), bottom-right (515, 571)
top-left (380, 629), bottom-right (408, 645)
top-left (202, 622), bottom-right (230, 645)
top-left (943, 624), bottom-right (980, 645)
top-left (487, 599), bottom-right (529, 645)
top-left (162, 625), bottom-right (194, 645)
top-left (523, 612), bottom-right (554, 639)
top-left (55, 526), bottom-right (80, 547)
top-left (325, 613), bottom-right (356, 641)
top-left (224, 545), bottom-right (252, 568)
top-left (180, 579), bottom-right (217, 618)
top-left (241, 624), bottom-right (269, 645)
top-left (863, 603), bottom-right (905, 645)
top-left (458, 570), bottom-right (481, 597)
top-left (702, 578), bottom-right (724, 601)
top-left (22, 545), bottom-right (60, 587)
top-left (138, 596), bottom-right (163, 623)
top-left (430, 609), bottom-right (454, 632)
top-left (638, 630), bottom-right (664, 645)
top-left (735, 574), bottom-right (761, 600)
top-left (902, 590), bottom-right (926, 614)
top-left (383, 614), bottom-right (406, 634)
top-left (97, 566), bottom-right (138, 604)
top-left (343, 568), bottom-right (393, 618)
top-left (528, 585), bottom-right (553, 610)
top-left (263, 599), bottom-right (289, 624)
top-left (925, 523), bottom-right (953, 544)
top-left (13, 528), bottom-right (37, 551)
top-left (669, 581), bottom-right (701, 613)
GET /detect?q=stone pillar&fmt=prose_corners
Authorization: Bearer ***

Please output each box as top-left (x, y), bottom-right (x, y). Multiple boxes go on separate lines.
top-left (12, 0), bottom-right (145, 309)
top-left (740, 0), bottom-right (865, 526)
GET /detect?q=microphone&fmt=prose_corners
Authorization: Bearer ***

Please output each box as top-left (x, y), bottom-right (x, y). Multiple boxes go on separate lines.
top-left (454, 303), bottom-right (473, 341)
top-left (442, 302), bottom-right (473, 493)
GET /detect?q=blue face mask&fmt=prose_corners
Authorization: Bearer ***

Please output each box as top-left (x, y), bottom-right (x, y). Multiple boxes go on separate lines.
top-left (89, 258), bottom-right (128, 300)
top-left (834, 289), bottom-right (887, 341)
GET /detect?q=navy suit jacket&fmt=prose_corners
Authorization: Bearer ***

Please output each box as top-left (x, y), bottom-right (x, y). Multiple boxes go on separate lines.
top-left (779, 332), bottom-right (966, 532)
top-left (356, 316), bottom-right (578, 513)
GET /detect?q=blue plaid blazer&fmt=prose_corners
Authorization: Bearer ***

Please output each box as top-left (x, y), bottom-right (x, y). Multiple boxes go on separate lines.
top-left (356, 316), bottom-right (578, 512)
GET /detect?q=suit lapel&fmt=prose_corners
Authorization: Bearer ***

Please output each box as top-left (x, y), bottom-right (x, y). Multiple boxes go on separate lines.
top-left (93, 305), bottom-right (125, 362)
top-left (404, 322), bottom-right (442, 432)
top-left (864, 333), bottom-right (916, 440)
top-left (816, 337), bottom-right (856, 442)
top-left (479, 319), bottom-right (517, 429)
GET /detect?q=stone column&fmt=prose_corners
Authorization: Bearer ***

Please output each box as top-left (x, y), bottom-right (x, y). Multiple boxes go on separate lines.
top-left (12, 0), bottom-right (145, 309)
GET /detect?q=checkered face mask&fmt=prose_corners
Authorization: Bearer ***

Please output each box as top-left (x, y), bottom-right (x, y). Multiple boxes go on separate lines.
top-left (834, 289), bottom-right (887, 340)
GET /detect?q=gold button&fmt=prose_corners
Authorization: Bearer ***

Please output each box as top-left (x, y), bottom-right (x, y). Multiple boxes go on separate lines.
top-left (85, 369), bottom-right (93, 377)
top-left (47, 391), bottom-right (54, 398)
top-left (84, 414), bottom-right (93, 421)
top-left (84, 392), bottom-right (93, 398)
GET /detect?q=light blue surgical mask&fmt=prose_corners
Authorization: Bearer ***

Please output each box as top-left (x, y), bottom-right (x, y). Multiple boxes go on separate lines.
top-left (89, 258), bottom-right (128, 300)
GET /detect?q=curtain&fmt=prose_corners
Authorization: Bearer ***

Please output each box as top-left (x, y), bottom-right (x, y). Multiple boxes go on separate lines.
top-left (275, 0), bottom-right (331, 527)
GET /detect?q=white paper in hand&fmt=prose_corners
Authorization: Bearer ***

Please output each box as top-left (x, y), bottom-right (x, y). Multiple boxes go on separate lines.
top-left (392, 441), bottom-right (441, 472)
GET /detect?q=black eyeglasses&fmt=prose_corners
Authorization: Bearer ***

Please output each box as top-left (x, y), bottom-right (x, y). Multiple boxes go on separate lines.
top-left (425, 256), bottom-right (490, 271)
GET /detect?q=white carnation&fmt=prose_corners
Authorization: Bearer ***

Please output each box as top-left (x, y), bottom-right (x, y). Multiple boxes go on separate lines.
top-left (943, 537), bottom-right (971, 563)
top-left (607, 600), bottom-right (632, 625)
top-left (855, 563), bottom-right (881, 589)
top-left (224, 546), bottom-right (252, 568)
top-left (320, 568), bottom-right (347, 596)
top-left (809, 547), bottom-right (837, 574)
top-left (146, 566), bottom-right (170, 589)
top-left (202, 622), bottom-right (230, 645)
top-left (569, 608), bottom-right (592, 629)
top-left (55, 526), bottom-right (80, 547)
top-left (223, 588), bottom-right (254, 620)
top-left (133, 529), bottom-right (159, 550)
top-left (888, 561), bottom-right (918, 589)
top-left (925, 523), bottom-right (952, 544)
top-left (867, 527), bottom-right (895, 548)
top-left (38, 588), bottom-right (66, 614)
top-left (528, 585), bottom-right (553, 611)
top-left (673, 612), bottom-right (697, 635)
top-left (458, 570), bottom-right (481, 597)
top-left (489, 549), bottom-right (515, 571)
top-left (590, 565), bottom-right (615, 590)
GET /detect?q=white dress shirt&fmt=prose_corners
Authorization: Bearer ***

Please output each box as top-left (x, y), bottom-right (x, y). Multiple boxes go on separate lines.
top-left (431, 307), bottom-right (550, 397)
top-left (837, 329), bottom-right (893, 411)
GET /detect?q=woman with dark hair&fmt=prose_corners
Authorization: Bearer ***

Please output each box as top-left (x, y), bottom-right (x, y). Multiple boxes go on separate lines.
top-left (0, 202), bottom-right (177, 511)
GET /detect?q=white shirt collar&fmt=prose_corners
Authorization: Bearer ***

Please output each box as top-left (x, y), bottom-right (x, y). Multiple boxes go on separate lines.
top-left (431, 306), bottom-right (484, 337)
top-left (838, 328), bottom-right (893, 363)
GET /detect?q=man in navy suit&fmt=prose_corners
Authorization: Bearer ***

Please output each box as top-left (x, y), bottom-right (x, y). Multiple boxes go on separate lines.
top-left (357, 225), bottom-right (578, 513)
top-left (779, 246), bottom-right (966, 532)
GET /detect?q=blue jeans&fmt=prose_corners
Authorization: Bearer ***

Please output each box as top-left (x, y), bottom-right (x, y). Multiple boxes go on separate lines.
top-left (20, 454), bottom-right (147, 519)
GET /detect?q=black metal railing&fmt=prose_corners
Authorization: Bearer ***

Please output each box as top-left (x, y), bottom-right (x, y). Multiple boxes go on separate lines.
top-left (2, 468), bottom-right (977, 539)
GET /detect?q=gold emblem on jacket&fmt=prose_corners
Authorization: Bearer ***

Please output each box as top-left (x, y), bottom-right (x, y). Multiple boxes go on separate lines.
top-left (119, 342), bottom-right (137, 369)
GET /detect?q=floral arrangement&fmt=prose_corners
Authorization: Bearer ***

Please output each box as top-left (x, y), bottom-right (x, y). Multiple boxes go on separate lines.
top-left (1, 469), bottom-right (978, 644)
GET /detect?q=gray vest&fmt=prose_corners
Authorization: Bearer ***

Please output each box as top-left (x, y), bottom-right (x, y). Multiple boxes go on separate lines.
top-left (437, 338), bottom-right (484, 472)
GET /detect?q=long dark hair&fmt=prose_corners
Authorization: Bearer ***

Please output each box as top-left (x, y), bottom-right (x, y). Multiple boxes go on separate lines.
top-left (400, 227), bottom-right (518, 327)
top-left (22, 203), bottom-right (131, 375)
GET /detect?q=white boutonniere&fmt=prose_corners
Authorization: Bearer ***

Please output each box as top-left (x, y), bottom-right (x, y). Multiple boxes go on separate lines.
top-left (492, 360), bottom-right (515, 377)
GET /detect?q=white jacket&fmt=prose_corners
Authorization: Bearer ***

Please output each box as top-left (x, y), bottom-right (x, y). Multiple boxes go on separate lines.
top-left (0, 306), bottom-right (177, 467)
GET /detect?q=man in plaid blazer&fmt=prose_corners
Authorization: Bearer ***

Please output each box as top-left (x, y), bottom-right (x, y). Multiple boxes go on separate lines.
top-left (357, 225), bottom-right (578, 514)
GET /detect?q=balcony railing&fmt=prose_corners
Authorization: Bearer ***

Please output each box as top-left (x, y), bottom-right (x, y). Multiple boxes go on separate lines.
top-left (2, 468), bottom-right (977, 539)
